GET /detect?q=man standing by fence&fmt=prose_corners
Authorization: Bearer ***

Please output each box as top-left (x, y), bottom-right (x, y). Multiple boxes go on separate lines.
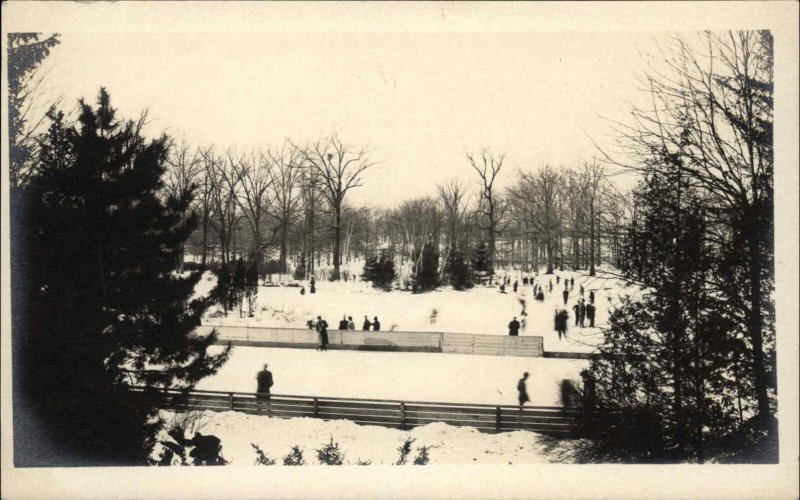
top-left (256, 363), bottom-right (273, 414)
top-left (518, 372), bottom-right (530, 411)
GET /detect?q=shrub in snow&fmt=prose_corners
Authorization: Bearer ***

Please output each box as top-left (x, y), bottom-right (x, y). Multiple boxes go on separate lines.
top-left (252, 444), bottom-right (276, 465)
top-left (362, 250), bottom-right (396, 290)
top-left (559, 379), bottom-right (582, 407)
top-left (354, 458), bottom-right (372, 465)
top-left (293, 254), bottom-right (307, 280)
top-left (315, 436), bottom-right (346, 465)
top-left (413, 446), bottom-right (431, 465)
top-left (471, 241), bottom-right (492, 274)
top-left (395, 437), bottom-right (415, 465)
top-left (283, 445), bottom-right (306, 466)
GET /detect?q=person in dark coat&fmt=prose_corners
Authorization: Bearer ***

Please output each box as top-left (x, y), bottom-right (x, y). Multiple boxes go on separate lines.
top-left (372, 316), bottom-right (381, 331)
top-left (556, 275), bottom-right (560, 284)
top-left (523, 276), bottom-right (529, 286)
top-left (310, 277), bottom-right (316, 294)
top-left (167, 429), bottom-right (226, 466)
top-left (499, 283), bottom-right (506, 294)
top-left (362, 315), bottom-right (372, 330)
top-left (579, 284), bottom-right (584, 297)
top-left (508, 316), bottom-right (521, 336)
top-left (338, 315), bottom-right (348, 330)
top-left (300, 287), bottom-right (305, 295)
top-left (513, 281), bottom-right (518, 293)
top-left (256, 363), bottom-right (273, 413)
top-left (554, 309), bottom-right (568, 341)
top-left (570, 277), bottom-right (575, 289)
top-left (347, 316), bottom-right (355, 330)
top-left (536, 290), bottom-right (545, 302)
top-left (579, 299), bottom-right (586, 328)
top-left (586, 303), bottom-right (596, 327)
top-left (518, 372), bottom-right (530, 410)
top-left (316, 316), bottom-right (329, 351)
top-left (562, 288), bottom-right (569, 305)
top-left (589, 290), bottom-right (595, 304)
top-left (572, 303), bottom-right (580, 326)
top-left (306, 319), bottom-right (315, 330)
top-left (548, 280), bottom-right (553, 292)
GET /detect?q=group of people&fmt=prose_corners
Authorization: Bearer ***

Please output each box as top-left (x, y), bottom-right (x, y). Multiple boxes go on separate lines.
top-left (305, 314), bottom-right (383, 351)
top-left (571, 299), bottom-right (596, 328)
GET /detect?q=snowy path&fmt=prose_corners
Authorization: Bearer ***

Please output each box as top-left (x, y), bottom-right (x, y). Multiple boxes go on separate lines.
top-left (197, 346), bottom-right (588, 407)
top-left (199, 268), bottom-right (634, 354)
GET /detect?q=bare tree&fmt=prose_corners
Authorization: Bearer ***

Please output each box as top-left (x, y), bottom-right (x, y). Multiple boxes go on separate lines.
top-left (164, 139), bottom-right (203, 271)
top-left (230, 150), bottom-right (274, 266)
top-left (203, 149), bottom-right (241, 265)
top-left (296, 135), bottom-right (374, 281)
top-left (267, 142), bottom-right (303, 272)
top-left (580, 160), bottom-right (606, 276)
top-left (467, 150), bottom-right (507, 273)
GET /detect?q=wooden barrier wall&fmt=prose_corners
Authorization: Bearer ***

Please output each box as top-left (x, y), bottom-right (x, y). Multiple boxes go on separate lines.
top-left (151, 388), bottom-right (581, 437)
top-left (198, 325), bottom-right (544, 357)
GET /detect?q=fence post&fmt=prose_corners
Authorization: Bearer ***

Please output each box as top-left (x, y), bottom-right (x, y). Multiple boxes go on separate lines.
top-left (439, 333), bottom-right (444, 352)
top-left (495, 406), bottom-right (501, 433)
top-left (228, 392), bottom-right (234, 411)
top-left (313, 397), bottom-right (319, 416)
top-left (400, 402), bottom-right (406, 430)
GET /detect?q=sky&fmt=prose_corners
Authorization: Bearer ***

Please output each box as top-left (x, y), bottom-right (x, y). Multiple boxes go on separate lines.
top-left (36, 31), bottom-right (664, 207)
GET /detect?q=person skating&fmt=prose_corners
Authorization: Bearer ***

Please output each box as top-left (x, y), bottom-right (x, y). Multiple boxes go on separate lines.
top-left (523, 276), bottom-right (529, 286)
top-left (572, 302), bottom-right (580, 326)
top-left (256, 363), bottom-right (273, 414)
top-left (562, 288), bottom-right (569, 305)
top-left (508, 316), bottom-right (521, 336)
top-left (347, 316), bottom-right (355, 330)
top-left (338, 315), bottom-right (348, 330)
top-left (589, 290), bottom-right (595, 304)
top-left (499, 283), bottom-right (506, 294)
top-left (570, 277), bottom-right (575, 289)
top-left (556, 275), bottom-right (560, 284)
top-left (554, 308), bottom-right (568, 341)
top-left (362, 315), bottom-right (372, 330)
top-left (310, 277), bottom-right (316, 294)
top-left (513, 280), bottom-right (518, 293)
top-left (372, 316), bottom-right (381, 331)
top-left (579, 284), bottom-right (584, 297)
top-left (586, 303), bottom-right (596, 327)
top-left (548, 280), bottom-right (553, 292)
top-left (518, 372), bottom-right (530, 411)
top-left (316, 315), bottom-right (329, 351)
top-left (579, 299), bottom-right (586, 328)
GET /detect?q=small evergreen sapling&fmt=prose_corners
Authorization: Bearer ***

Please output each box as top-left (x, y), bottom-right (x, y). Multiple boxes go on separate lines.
top-left (283, 445), bottom-right (306, 466)
top-left (315, 436), bottom-right (346, 465)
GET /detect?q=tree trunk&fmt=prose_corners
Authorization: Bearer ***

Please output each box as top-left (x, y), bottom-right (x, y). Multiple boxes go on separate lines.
top-left (589, 201), bottom-right (596, 276)
top-left (747, 222), bottom-right (771, 420)
top-left (333, 205), bottom-right (342, 280)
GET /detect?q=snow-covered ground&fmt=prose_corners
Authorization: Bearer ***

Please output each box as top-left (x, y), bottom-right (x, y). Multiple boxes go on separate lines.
top-left (197, 266), bottom-right (635, 353)
top-left (156, 409), bottom-right (578, 465)
top-left (197, 346), bottom-right (588, 407)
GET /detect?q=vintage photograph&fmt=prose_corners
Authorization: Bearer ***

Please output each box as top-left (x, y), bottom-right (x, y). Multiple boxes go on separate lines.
top-left (2, 2), bottom-right (798, 499)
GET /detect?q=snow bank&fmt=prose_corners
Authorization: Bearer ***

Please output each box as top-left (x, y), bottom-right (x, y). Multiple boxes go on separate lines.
top-left (156, 410), bottom-right (578, 465)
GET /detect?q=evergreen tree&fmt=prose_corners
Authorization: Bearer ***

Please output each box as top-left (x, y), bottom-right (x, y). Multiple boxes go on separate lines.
top-left (245, 262), bottom-right (259, 317)
top-left (11, 89), bottom-right (230, 465)
top-left (213, 264), bottom-right (232, 316)
top-left (233, 258), bottom-right (246, 317)
top-left (447, 249), bottom-right (475, 291)
top-left (471, 241), bottom-right (492, 274)
top-left (293, 253), bottom-right (307, 280)
top-left (362, 250), bottom-right (396, 291)
top-left (411, 244), bottom-right (440, 291)
top-left (582, 167), bottom-right (755, 463)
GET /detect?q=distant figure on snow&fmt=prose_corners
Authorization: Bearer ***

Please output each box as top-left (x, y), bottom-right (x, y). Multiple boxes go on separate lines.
top-left (372, 316), bottom-right (381, 331)
top-left (508, 316), bottom-right (521, 336)
top-left (518, 298), bottom-right (527, 317)
top-left (310, 277), bottom-right (316, 294)
top-left (347, 316), bottom-right (355, 330)
top-left (570, 277), bottom-right (575, 289)
top-left (523, 276), bottom-right (529, 286)
top-left (300, 287), bottom-right (305, 295)
top-left (589, 290), bottom-right (595, 304)
top-left (256, 363), bottom-right (273, 412)
top-left (306, 319), bottom-right (315, 330)
top-left (430, 309), bottom-right (438, 324)
top-left (572, 302), bottom-right (580, 326)
top-left (586, 303), bottom-right (596, 327)
top-left (579, 299), bottom-right (586, 328)
top-left (536, 290), bottom-right (545, 302)
top-left (562, 288), bottom-right (569, 305)
top-left (362, 316), bottom-right (372, 330)
top-left (556, 275), bottom-right (560, 284)
top-left (499, 283), bottom-right (506, 294)
top-left (549, 279), bottom-right (553, 292)
top-left (315, 315), bottom-right (329, 351)
top-left (513, 280), bottom-right (518, 293)
top-left (518, 372), bottom-right (530, 410)
top-left (554, 308), bottom-right (569, 341)
top-left (579, 284), bottom-right (584, 297)
top-left (338, 315), bottom-right (349, 330)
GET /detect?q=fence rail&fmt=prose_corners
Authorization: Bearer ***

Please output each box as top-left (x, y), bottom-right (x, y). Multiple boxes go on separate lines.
top-left (198, 325), bottom-right (545, 357)
top-left (147, 387), bottom-right (581, 437)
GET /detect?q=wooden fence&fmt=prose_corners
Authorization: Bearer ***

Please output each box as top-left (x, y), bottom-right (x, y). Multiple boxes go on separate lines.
top-left (152, 388), bottom-right (581, 438)
top-left (198, 325), bottom-right (545, 358)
